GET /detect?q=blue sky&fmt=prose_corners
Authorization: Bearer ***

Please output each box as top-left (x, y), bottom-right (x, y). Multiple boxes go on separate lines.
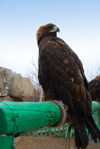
top-left (0, 0), bottom-right (100, 81)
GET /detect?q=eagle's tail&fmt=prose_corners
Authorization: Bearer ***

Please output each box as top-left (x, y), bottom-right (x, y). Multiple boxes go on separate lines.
top-left (72, 114), bottom-right (100, 149)
top-left (72, 115), bottom-right (88, 149)
top-left (85, 115), bottom-right (100, 142)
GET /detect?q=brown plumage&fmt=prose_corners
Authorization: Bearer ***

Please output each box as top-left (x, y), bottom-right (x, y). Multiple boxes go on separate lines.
top-left (89, 76), bottom-right (100, 102)
top-left (37, 23), bottom-right (100, 149)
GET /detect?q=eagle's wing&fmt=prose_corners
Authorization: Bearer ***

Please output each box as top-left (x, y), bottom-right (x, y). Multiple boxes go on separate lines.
top-left (38, 37), bottom-right (91, 115)
top-left (89, 78), bottom-right (100, 102)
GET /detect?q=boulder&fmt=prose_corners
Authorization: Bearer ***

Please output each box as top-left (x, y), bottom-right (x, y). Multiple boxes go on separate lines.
top-left (0, 67), bottom-right (34, 99)
top-left (0, 69), bottom-right (4, 91)
top-left (0, 67), bottom-right (13, 96)
top-left (9, 73), bottom-right (34, 98)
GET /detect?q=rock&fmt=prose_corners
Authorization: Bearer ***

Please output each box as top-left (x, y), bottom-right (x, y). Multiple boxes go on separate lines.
top-left (0, 67), bottom-right (34, 99)
top-left (0, 69), bottom-right (4, 91)
top-left (9, 73), bottom-right (34, 98)
top-left (0, 67), bottom-right (13, 96)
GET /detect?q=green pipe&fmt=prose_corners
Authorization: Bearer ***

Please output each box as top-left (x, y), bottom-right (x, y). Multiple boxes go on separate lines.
top-left (0, 101), bottom-right (61, 135)
top-left (0, 101), bottom-right (100, 136)
top-left (0, 100), bottom-right (100, 149)
top-left (92, 101), bottom-right (100, 128)
top-left (92, 101), bottom-right (100, 113)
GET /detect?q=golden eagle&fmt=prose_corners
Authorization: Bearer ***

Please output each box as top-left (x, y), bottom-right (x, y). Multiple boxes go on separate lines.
top-left (89, 76), bottom-right (100, 103)
top-left (37, 23), bottom-right (100, 149)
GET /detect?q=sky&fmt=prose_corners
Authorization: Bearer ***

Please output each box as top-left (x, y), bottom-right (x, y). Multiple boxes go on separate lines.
top-left (0, 0), bottom-right (100, 81)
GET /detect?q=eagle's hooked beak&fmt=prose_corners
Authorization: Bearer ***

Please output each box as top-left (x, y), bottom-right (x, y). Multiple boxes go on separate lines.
top-left (49, 26), bottom-right (60, 33)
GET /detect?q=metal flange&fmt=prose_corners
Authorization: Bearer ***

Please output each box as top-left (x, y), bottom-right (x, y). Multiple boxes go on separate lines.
top-left (48, 100), bottom-right (68, 127)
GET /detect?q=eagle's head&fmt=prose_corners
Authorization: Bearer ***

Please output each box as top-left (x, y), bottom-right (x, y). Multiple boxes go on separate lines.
top-left (95, 75), bottom-right (100, 80)
top-left (36, 23), bottom-right (60, 46)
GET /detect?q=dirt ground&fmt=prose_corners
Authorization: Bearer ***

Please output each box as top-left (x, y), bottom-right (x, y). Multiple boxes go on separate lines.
top-left (14, 136), bottom-right (100, 149)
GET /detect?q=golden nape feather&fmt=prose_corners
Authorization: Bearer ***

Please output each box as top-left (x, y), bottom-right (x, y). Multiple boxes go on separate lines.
top-left (36, 23), bottom-right (57, 46)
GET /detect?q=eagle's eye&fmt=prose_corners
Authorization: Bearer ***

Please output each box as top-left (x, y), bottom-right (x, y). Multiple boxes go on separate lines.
top-left (46, 26), bottom-right (53, 31)
top-left (46, 28), bottom-right (49, 31)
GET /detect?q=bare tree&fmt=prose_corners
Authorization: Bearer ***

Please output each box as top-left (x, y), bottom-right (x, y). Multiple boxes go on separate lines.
top-left (86, 67), bottom-right (100, 82)
top-left (26, 59), bottom-right (43, 101)
top-left (27, 59), bottom-right (39, 87)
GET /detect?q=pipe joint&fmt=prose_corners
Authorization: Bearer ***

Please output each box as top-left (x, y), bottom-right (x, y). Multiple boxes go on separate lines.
top-left (48, 100), bottom-right (68, 127)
